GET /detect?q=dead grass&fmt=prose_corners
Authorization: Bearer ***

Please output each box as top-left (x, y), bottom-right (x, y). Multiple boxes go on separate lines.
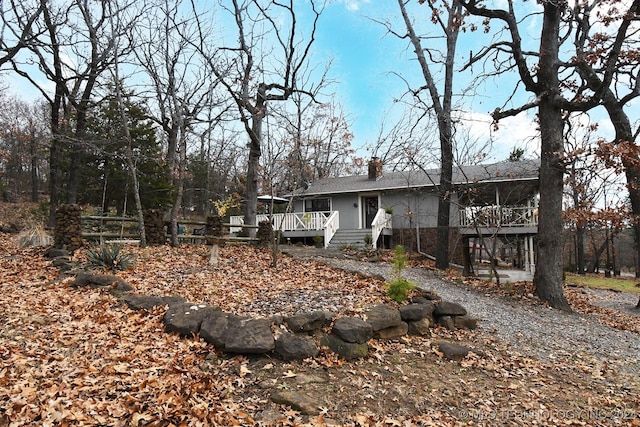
top-left (565, 272), bottom-right (640, 294)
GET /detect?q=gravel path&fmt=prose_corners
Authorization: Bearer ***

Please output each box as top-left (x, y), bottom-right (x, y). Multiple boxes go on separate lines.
top-left (284, 248), bottom-right (640, 374)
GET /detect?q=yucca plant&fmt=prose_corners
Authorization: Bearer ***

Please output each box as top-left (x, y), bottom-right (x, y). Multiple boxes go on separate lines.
top-left (85, 244), bottom-right (134, 272)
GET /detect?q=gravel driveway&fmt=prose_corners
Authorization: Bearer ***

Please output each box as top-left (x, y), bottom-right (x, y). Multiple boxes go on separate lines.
top-left (284, 247), bottom-right (640, 375)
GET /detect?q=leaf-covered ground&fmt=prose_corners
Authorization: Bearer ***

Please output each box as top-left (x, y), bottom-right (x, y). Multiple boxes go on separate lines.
top-left (1, 205), bottom-right (640, 426)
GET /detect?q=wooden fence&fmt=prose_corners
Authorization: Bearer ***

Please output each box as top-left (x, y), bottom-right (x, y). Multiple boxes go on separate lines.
top-left (80, 216), bottom-right (257, 244)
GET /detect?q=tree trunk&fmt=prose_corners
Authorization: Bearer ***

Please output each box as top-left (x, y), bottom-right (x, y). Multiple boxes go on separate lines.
top-left (397, 0), bottom-right (460, 270)
top-left (576, 224), bottom-right (585, 275)
top-left (436, 125), bottom-right (453, 270)
top-left (170, 122), bottom-right (187, 247)
top-left (30, 131), bottom-right (39, 203)
top-left (532, 3), bottom-right (571, 311)
top-left (243, 84), bottom-right (266, 239)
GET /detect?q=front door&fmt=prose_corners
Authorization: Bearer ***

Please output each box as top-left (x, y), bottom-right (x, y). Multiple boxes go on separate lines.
top-left (363, 196), bottom-right (379, 228)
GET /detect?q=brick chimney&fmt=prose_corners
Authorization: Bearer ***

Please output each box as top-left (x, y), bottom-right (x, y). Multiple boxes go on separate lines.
top-left (368, 157), bottom-right (383, 180)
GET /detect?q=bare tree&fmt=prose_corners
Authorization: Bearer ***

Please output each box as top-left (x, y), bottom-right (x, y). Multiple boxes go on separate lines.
top-left (131, 0), bottom-right (221, 246)
top-left (268, 96), bottom-right (359, 193)
top-left (460, 0), bottom-right (640, 309)
top-left (368, 104), bottom-right (439, 172)
top-left (8, 0), bottom-right (137, 225)
top-left (106, 1), bottom-right (147, 247)
top-left (0, 97), bottom-right (49, 202)
top-left (460, 1), bottom-right (572, 310)
top-left (381, 0), bottom-right (466, 270)
top-left (562, 115), bottom-right (621, 275)
top-left (191, 0), bottom-right (326, 237)
top-left (0, 0), bottom-right (47, 68)
top-left (569, 0), bottom-right (640, 276)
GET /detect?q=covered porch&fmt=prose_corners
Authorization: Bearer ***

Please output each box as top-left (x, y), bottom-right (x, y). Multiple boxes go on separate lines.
top-left (456, 181), bottom-right (539, 276)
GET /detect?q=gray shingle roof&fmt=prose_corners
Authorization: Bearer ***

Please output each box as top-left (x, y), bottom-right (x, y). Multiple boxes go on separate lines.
top-left (290, 159), bottom-right (539, 197)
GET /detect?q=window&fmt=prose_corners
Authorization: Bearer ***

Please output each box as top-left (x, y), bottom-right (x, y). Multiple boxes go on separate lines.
top-left (305, 198), bottom-right (331, 212)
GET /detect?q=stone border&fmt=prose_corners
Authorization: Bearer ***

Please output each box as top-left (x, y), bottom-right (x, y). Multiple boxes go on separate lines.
top-left (48, 249), bottom-right (480, 361)
top-left (68, 271), bottom-right (478, 361)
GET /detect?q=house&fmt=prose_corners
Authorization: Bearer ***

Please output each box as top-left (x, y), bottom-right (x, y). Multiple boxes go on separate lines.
top-left (231, 158), bottom-right (540, 273)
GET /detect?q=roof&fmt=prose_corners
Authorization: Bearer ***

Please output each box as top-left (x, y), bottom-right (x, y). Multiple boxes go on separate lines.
top-left (290, 159), bottom-right (540, 197)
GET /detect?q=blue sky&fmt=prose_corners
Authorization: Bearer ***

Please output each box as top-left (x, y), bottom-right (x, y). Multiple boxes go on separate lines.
top-left (3, 0), bottom-right (636, 168)
top-left (314, 0), bottom-right (639, 167)
top-left (313, 0), bottom-right (542, 163)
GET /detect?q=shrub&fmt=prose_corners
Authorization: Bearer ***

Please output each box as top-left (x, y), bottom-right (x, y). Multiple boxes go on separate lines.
top-left (386, 245), bottom-right (414, 303)
top-left (392, 245), bottom-right (408, 276)
top-left (85, 244), bottom-right (134, 272)
top-left (387, 277), bottom-right (414, 303)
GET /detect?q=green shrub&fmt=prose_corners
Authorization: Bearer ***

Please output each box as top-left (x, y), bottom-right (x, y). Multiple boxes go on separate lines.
top-left (387, 277), bottom-right (414, 303)
top-left (85, 244), bottom-right (134, 272)
top-left (386, 245), bottom-right (414, 303)
top-left (392, 245), bottom-right (407, 276)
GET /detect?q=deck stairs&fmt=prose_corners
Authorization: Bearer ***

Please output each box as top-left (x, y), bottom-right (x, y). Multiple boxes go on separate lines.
top-left (326, 229), bottom-right (372, 249)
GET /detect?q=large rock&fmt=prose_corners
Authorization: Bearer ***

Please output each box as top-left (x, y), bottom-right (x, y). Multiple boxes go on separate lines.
top-left (52, 256), bottom-right (74, 272)
top-left (271, 391), bottom-right (320, 415)
top-left (331, 317), bottom-right (372, 344)
top-left (436, 341), bottom-right (474, 361)
top-left (121, 294), bottom-right (186, 311)
top-left (434, 301), bottom-right (467, 317)
top-left (285, 310), bottom-right (330, 332)
top-left (407, 318), bottom-right (431, 336)
top-left (364, 305), bottom-right (402, 332)
top-left (275, 332), bottom-right (319, 360)
top-left (414, 289), bottom-right (441, 301)
top-left (373, 322), bottom-right (408, 340)
top-left (454, 315), bottom-right (478, 330)
top-left (323, 334), bottom-right (368, 360)
top-left (224, 318), bottom-right (275, 354)
top-left (399, 303), bottom-right (435, 321)
top-left (71, 272), bottom-right (133, 292)
top-left (44, 247), bottom-right (70, 259)
top-left (200, 312), bottom-right (245, 350)
top-left (437, 315), bottom-right (456, 331)
top-left (163, 303), bottom-right (221, 337)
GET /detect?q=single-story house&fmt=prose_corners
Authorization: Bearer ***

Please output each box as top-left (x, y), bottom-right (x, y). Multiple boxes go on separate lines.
top-left (232, 158), bottom-right (540, 273)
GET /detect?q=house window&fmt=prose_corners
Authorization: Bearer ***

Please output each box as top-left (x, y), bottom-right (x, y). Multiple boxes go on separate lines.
top-left (305, 198), bottom-right (331, 212)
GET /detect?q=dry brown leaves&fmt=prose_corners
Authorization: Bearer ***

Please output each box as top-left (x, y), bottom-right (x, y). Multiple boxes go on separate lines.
top-left (1, 213), bottom-right (640, 426)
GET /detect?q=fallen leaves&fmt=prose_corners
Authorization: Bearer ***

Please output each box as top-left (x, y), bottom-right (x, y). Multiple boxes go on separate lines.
top-left (2, 213), bottom-right (640, 426)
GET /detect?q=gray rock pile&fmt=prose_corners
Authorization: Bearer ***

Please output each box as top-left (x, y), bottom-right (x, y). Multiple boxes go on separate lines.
top-left (117, 286), bottom-right (478, 361)
top-left (56, 258), bottom-right (479, 361)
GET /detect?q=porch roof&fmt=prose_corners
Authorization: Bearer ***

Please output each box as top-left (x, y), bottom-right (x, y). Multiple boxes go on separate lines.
top-left (289, 159), bottom-right (539, 198)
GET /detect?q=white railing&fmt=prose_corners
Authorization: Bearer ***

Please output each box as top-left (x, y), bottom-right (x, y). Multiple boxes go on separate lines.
top-left (371, 209), bottom-right (393, 249)
top-left (459, 205), bottom-right (538, 228)
top-left (323, 211), bottom-right (339, 248)
top-left (230, 211), bottom-right (333, 233)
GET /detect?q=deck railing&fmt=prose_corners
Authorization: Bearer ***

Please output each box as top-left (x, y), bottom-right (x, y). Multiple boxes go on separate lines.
top-left (323, 211), bottom-right (339, 248)
top-left (230, 211), bottom-right (334, 233)
top-left (371, 209), bottom-right (392, 249)
top-left (458, 205), bottom-right (538, 228)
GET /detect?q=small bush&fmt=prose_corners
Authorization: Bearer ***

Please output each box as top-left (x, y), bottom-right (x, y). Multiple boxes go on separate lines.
top-left (386, 245), bottom-right (414, 303)
top-left (85, 244), bottom-right (134, 272)
top-left (387, 277), bottom-right (414, 303)
top-left (392, 245), bottom-right (407, 276)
